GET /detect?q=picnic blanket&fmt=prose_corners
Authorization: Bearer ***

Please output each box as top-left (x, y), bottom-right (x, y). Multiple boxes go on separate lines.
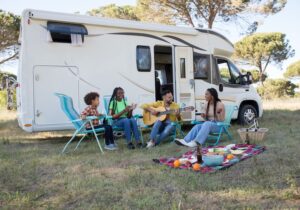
top-left (153, 144), bottom-right (266, 173)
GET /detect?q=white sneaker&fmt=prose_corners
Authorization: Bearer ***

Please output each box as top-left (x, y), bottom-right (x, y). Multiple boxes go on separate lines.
top-left (146, 141), bottom-right (155, 148)
top-left (175, 138), bottom-right (197, 148)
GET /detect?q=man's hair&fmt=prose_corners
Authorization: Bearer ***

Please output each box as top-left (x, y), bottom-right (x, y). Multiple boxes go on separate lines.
top-left (84, 92), bottom-right (99, 105)
top-left (161, 89), bottom-right (172, 97)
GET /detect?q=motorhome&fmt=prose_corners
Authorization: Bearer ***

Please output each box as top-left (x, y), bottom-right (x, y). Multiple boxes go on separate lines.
top-left (17, 9), bottom-right (263, 132)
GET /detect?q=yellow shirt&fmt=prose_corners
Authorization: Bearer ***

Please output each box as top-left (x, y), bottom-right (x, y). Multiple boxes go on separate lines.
top-left (140, 101), bottom-right (182, 122)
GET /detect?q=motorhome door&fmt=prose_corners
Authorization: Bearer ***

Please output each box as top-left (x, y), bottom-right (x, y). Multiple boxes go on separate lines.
top-left (174, 46), bottom-right (195, 121)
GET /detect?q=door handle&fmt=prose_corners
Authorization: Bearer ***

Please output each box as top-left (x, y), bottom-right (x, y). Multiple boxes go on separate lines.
top-left (189, 79), bottom-right (195, 89)
top-left (36, 109), bottom-right (41, 117)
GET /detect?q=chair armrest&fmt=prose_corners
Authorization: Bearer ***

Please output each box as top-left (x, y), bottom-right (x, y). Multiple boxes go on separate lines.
top-left (133, 114), bottom-right (143, 119)
top-left (191, 120), bottom-right (204, 125)
top-left (216, 122), bottom-right (230, 127)
top-left (86, 116), bottom-right (98, 120)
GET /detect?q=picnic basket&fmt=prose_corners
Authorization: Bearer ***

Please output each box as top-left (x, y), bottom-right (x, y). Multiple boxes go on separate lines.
top-left (237, 119), bottom-right (268, 143)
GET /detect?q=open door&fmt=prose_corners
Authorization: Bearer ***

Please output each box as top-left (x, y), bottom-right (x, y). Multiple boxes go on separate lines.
top-left (175, 46), bottom-right (195, 121)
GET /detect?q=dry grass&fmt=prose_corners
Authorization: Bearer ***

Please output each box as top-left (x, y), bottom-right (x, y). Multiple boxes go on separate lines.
top-left (0, 99), bottom-right (299, 209)
top-left (263, 98), bottom-right (300, 110)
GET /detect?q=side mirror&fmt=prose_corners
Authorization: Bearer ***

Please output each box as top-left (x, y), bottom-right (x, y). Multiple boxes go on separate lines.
top-left (246, 72), bottom-right (253, 84)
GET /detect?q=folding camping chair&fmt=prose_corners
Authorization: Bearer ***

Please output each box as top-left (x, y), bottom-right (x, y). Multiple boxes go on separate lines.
top-left (191, 105), bottom-right (237, 146)
top-left (54, 93), bottom-right (105, 154)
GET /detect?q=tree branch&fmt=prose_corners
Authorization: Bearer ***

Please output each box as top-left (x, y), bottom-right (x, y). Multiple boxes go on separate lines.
top-left (0, 51), bottom-right (18, 65)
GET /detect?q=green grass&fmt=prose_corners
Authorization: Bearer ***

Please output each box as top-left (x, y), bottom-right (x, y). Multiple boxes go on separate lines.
top-left (0, 100), bottom-right (300, 209)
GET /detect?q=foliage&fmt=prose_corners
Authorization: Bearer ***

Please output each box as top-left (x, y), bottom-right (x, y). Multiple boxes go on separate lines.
top-left (0, 10), bottom-right (20, 65)
top-left (0, 70), bottom-right (17, 90)
top-left (234, 33), bottom-right (294, 83)
top-left (284, 60), bottom-right (300, 78)
top-left (257, 79), bottom-right (298, 99)
top-left (149, 0), bottom-right (287, 32)
top-left (87, 1), bottom-right (175, 25)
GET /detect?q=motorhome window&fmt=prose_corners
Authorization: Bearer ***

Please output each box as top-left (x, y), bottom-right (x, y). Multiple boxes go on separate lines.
top-left (47, 22), bottom-right (87, 44)
top-left (136, 46), bottom-right (151, 72)
top-left (217, 59), bottom-right (241, 84)
top-left (180, 58), bottom-right (186, 78)
top-left (193, 53), bottom-right (209, 79)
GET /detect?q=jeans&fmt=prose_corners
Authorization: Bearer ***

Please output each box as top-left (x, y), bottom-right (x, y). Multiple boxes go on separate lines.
top-left (184, 121), bottom-right (221, 145)
top-left (86, 124), bottom-right (114, 145)
top-left (114, 117), bottom-right (140, 143)
top-left (150, 119), bottom-right (175, 145)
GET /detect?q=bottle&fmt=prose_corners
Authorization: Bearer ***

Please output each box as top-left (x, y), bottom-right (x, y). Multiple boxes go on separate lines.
top-left (197, 144), bottom-right (203, 164)
top-left (245, 128), bottom-right (250, 144)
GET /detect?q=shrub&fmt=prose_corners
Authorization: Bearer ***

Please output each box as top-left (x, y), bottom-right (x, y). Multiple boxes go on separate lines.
top-left (0, 90), bottom-right (16, 109)
top-left (257, 79), bottom-right (298, 99)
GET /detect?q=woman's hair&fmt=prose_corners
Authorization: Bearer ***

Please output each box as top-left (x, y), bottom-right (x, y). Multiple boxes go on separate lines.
top-left (109, 87), bottom-right (126, 114)
top-left (206, 88), bottom-right (221, 120)
top-left (84, 92), bottom-right (99, 105)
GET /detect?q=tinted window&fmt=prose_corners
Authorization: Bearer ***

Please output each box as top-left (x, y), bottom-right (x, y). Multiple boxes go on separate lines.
top-left (194, 53), bottom-right (209, 79)
top-left (217, 58), bottom-right (242, 84)
top-left (137, 46), bottom-right (151, 72)
top-left (47, 22), bottom-right (87, 44)
top-left (180, 58), bottom-right (186, 78)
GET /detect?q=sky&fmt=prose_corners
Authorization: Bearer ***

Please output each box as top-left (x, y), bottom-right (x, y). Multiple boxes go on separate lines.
top-left (1, 0), bottom-right (300, 79)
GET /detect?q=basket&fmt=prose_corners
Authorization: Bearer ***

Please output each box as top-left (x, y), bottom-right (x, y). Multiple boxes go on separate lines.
top-left (237, 128), bottom-right (269, 142)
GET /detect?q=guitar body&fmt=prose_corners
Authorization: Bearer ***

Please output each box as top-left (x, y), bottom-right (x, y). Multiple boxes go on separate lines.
top-left (143, 107), bottom-right (168, 126)
top-left (143, 105), bottom-right (195, 126)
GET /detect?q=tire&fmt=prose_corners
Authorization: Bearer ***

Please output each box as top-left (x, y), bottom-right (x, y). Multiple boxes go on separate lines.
top-left (238, 104), bottom-right (258, 125)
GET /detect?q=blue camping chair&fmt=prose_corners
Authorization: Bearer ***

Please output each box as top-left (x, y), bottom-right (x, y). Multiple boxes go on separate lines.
top-left (191, 105), bottom-right (237, 146)
top-left (54, 93), bottom-right (105, 154)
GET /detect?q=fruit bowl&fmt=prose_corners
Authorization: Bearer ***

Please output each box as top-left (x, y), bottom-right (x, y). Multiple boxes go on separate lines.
top-left (202, 155), bottom-right (224, 166)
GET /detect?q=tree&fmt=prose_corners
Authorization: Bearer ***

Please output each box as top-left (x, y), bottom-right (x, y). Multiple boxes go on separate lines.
top-left (88, 4), bottom-right (139, 21)
top-left (0, 10), bottom-right (20, 65)
top-left (284, 60), bottom-right (300, 78)
top-left (87, 1), bottom-right (175, 25)
top-left (149, 0), bottom-right (287, 33)
top-left (234, 32), bottom-right (294, 84)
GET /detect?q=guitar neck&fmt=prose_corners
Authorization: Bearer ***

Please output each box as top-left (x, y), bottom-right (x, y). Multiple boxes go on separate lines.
top-left (158, 107), bottom-right (187, 116)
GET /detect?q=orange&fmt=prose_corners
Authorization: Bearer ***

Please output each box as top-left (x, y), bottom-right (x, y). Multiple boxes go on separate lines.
top-left (173, 160), bottom-right (181, 168)
top-left (227, 154), bottom-right (235, 160)
top-left (193, 163), bottom-right (201, 171)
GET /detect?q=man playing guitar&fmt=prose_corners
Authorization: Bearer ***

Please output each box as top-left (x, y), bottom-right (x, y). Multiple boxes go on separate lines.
top-left (141, 90), bottom-right (181, 148)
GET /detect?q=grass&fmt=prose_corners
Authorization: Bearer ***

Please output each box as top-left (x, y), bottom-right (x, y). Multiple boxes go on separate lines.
top-left (0, 99), bottom-right (300, 209)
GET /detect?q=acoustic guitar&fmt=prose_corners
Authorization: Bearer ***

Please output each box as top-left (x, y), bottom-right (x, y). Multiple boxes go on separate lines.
top-left (143, 106), bottom-right (195, 126)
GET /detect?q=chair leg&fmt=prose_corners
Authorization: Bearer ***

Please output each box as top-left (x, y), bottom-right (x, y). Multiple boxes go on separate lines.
top-left (224, 127), bottom-right (233, 140)
top-left (90, 123), bottom-right (104, 154)
top-left (139, 128), bottom-right (144, 144)
top-left (62, 128), bottom-right (82, 154)
top-left (213, 127), bottom-right (224, 146)
top-left (178, 124), bottom-right (185, 138)
top-left (74, 134), bottom-right (86, 151)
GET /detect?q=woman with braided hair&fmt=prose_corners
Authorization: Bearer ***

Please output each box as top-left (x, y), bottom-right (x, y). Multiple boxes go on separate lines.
top-left (109, 87), bottom-right (142, 149)
top-left (175, 88), bottom-right (225, 147)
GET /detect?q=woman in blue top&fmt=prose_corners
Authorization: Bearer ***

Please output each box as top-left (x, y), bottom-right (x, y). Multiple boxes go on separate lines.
top-left (109, 87), bottom-right (142, 149)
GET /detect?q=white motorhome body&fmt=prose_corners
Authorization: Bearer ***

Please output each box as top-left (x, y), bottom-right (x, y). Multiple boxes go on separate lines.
top-left (17, 9), bottom-right (263, 132)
